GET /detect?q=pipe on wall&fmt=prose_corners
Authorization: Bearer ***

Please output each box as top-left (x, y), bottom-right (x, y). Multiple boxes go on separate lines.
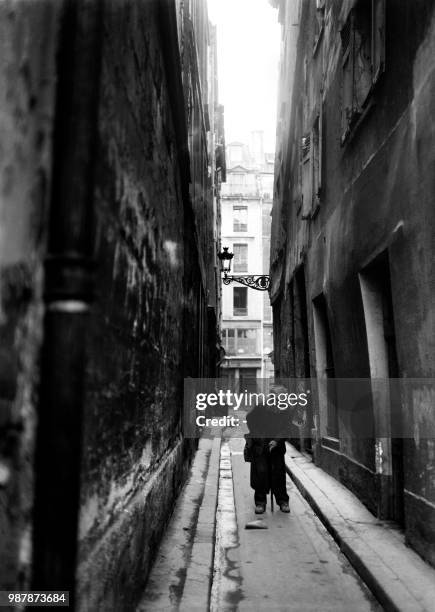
top-left (31, 0), bottom-right (103, 606)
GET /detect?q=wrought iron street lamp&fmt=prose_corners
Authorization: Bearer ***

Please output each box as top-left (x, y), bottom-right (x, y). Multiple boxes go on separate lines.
top-left (217, 247), bottom-right (270, 292)
top-left (217, 246), bottom-right (233, 274)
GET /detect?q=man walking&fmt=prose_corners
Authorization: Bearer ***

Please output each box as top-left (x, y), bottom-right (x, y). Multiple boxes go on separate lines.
top-left (245, 399), bottom-right (290, 514)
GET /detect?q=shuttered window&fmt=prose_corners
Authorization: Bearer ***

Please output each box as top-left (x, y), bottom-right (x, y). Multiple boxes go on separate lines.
top-left (341, 0), bottom-right (386, 141)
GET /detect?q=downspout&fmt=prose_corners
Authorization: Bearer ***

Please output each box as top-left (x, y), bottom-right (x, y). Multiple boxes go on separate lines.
top-left (31, 0), bottom-right (103, 606)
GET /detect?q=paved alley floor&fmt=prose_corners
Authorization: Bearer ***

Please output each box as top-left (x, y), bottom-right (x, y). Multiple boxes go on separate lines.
top-left (210, 438), bottom-right (380, 612)
top-left (138, 436), bottom-right (382, 611)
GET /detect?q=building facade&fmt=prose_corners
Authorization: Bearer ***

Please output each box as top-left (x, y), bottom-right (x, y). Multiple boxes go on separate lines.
top-left (221, 137), bottom-right (274, 389)
top-left (270, 0), bottom-right (435, 565)
top-left (0, 0), bottom-right (224, 608)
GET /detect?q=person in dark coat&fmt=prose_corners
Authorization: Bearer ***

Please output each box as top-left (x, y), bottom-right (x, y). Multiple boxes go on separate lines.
top-left (245, 399), bottom-right (290, 514)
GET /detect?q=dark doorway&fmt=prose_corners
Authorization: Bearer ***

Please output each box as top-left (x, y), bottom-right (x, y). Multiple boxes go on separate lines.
top-left (295, 266), bottom-right (313, 451)
top-left (360, 251), bottom-right (404, 525)
top-left (272, 297), bottom-right (282, 379)
top-left (313, 293), bottom-right (339, 440)
top-left (239, 368), bottom-right (258, 394)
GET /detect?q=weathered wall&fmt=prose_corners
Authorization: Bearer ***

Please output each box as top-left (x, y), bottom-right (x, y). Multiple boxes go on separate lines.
top-left (76, 1), bottom-right (218, 609)
top-left (0, 1), bottom-right (59, 591)
top-left (271, 0), bottom-right (435, 565)
top-left (0, 0), bottom-right (221, 605)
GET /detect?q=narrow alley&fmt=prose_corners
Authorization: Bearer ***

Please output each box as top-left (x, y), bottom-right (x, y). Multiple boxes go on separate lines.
top-left (139, 435), bottom-right (435, 611)
top-left (0, 0), bottom-right (435, 611)
top-left (211, 439), bottom-right (377, 612)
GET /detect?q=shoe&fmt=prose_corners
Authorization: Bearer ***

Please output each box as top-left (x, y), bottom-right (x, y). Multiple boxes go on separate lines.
top-left (279, 502), bottom-right (290, 513)
top-left (255, 504), bottom-right (266, 514)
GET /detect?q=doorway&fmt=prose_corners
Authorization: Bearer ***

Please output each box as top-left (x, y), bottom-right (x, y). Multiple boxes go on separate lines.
top-left (359, 251), bottom-right (404, 525)
top-left (313, 293), bottom-right (339, 442)
top-left (295, 266), bottom-right (313, 451)
top-left (239, 368), bottom-right (258, 394)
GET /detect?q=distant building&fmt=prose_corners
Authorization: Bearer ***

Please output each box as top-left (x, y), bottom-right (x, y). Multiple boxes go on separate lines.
top-left (220, 135), bottom-right (274, 390)
top-left (270, 0), bottom-right (435, 567)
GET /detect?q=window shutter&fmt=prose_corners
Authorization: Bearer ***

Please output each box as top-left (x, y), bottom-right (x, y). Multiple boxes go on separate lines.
top-left (340, 16), bottom-right (352, 53)
top-left (301, 154), bottom-right (312, 218)
top-left (341, 13), bottom-right (354, 138)
top-left (353, 2), bottom-right (373, 109)
top-left (372, 0), bottom-right (386, 83)
top-left (301, 134), bottom-right (311, 158)
top-left (318, 102), bottom-right (323, 193)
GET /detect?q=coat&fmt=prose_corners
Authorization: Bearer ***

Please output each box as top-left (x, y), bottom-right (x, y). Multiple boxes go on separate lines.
top-left (245, 403), bottom-right (289, 496)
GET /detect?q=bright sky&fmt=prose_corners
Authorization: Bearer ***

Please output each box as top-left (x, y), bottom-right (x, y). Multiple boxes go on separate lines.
top-left (207, 0), bottom-right (281, 153)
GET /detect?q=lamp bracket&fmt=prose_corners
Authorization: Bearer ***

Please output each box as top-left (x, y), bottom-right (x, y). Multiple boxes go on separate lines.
top-left (223, 274), bottom-right (270, 291)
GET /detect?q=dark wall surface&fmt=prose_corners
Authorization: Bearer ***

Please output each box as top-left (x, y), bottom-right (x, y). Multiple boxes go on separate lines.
top-left (77, 2), bottom-right (219, 607)
top-left (271, 0), bottom-right (435, 565)
top-left (0, 0), bottom-right (220, 607)
top-left (77, 4), bottom-right (188, 607)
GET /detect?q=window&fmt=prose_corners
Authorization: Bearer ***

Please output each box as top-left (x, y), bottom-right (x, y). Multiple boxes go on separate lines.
top-left (301, 133), bottom-right (312, 218)
top-left (223, 328), bottom-right (258, 355)
top-left (341, 0), bottom-right (385, 140)
top-left (222, 172), bottom-right (257, 197)
top-left (233, 205), bottom-right (248, 232)
top-left (233, 287), bottom-right (247, 316)
top-left (295, 103), bottom-right (304, 213)
top-left (312, 107), bottom-right (323, 215)
top-left (260, 174), bottom-right (274, 198)
top-left (233, 244), bottom-right (248, 272)
top-left (223, 328), bottom-right (235, 354)
top-left (313, 0), bottom-right (325, 51)
top-left (237, 329), bottom-right (257, 354)
top-left (300, 105), bottom-right (324, 218)
top-left (371, 0), bottom-right (386, 82)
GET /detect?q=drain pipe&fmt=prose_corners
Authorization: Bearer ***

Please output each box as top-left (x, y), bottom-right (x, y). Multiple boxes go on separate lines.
top-left (31, 0), bottom-right (103, 607)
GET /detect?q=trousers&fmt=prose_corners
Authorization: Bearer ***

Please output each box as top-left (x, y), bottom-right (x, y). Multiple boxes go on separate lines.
top-left (250, 446), bottom-right (289, 504)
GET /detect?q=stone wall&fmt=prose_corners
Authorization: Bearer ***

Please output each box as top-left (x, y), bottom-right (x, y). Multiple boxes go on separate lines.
top-left (0, 0), bottom-right (222, 607)
top-left (78, 1), bottom-right (221, 607)
top-left (271, 0), bottom-right (435, 565)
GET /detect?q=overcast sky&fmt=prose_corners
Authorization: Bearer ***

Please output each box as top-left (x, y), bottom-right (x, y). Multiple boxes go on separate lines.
top-left (207, 0), bottom-right (281, 153)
